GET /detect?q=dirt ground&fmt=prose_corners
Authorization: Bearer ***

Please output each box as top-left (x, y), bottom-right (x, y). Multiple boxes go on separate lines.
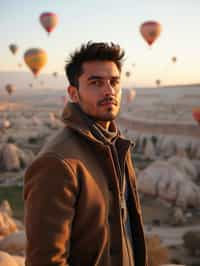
top-left (141, 194), bottom-right (200, 265)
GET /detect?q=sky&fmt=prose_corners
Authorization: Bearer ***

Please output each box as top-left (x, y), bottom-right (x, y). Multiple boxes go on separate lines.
top-left (0, 0), bottom-right (200, 87)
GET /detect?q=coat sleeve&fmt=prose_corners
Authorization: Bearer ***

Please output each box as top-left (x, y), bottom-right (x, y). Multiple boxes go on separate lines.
top-left (24, 155), bottom-right (79, 266)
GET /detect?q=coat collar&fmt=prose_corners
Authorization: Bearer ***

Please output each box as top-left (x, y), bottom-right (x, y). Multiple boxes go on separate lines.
top-left (61, 102), bottom-right (135, 149)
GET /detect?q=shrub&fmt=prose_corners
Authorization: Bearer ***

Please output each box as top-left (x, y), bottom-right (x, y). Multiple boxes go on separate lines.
top-left (183, 230), bottom-right (200, 256)
top-left (146, 235), bottom-right (170, 266)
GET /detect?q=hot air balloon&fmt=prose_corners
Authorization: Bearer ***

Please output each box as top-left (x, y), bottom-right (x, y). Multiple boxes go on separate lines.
top-left (192, 108), bottom-right (200, 125)
top-left (155, 79), bottom-right (161, 87)
top-left (5, 84), bottom-right (15, 95)
top-left (127, 88), bottom-right (136, 103)
top-left (24, 48), bottom-right (48, 77)
top-left (0, 119), bottom-right (11, 131)
top-left (53, 72), bottom-right (58, 78)
top-left (125, 71), bottom-right (131, 78)
top-left (171, 56), bottom-right (177, 63)
top-left (140, 21), bottom-right (162, 46)
top-left (9, 44), bottom-right (18, 55)
top-left (122, 88), bottom-right (136, 104)
top-left (40, 12), bottom-right (58, 35)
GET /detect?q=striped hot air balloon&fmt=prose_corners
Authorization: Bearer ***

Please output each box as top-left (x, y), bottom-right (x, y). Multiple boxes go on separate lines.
top-left (140, 21), bottom-right (162, 46)
top-left (40, 12), bottom-right (58, 35)
top-left (24, 48), bottom-right (48, 77)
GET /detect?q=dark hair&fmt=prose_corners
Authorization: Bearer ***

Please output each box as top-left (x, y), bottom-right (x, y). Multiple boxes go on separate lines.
top-left (65, 41), bottom-right (125, 87)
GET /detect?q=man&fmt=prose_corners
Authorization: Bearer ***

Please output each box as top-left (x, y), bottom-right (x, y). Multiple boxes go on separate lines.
top-left (24, 42), bottom-right (147, 266)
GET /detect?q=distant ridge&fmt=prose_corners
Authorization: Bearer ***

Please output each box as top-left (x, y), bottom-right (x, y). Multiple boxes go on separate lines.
top-left (158, 83), bottom-right (200, 89)
top-left (1, 71), bottom-right (200, 92)
top-left (135, 83), bottom-right (200, 89)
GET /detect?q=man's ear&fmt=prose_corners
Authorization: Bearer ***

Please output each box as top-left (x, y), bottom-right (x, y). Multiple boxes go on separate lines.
top-left (67, 85), bottom-right (79, 102)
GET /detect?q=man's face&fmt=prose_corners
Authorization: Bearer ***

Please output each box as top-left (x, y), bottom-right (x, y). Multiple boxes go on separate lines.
top-left (72, 60), bottom-right (122, 122)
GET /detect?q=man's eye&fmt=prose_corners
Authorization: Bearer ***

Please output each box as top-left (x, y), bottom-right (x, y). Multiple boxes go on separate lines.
top-left (111, 80), bottom-right (119, 86)
top-left (91, 80), bottom-right (102, 86)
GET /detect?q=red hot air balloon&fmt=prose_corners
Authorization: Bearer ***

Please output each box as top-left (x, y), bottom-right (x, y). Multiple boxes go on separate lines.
top-left (192, 108), bottom-right (200, 125)
top-left (40, 12), bottom-right (58, 35)
top-left (140, 21), bottom-right (162, 46)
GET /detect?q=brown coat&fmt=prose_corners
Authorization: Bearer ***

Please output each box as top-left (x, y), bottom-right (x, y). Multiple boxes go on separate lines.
top-left (24, 103), bottom-right (147, 266)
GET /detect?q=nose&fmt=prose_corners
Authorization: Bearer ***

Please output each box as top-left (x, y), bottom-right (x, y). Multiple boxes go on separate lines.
top-left (103, 80), bottom-right (115, 96)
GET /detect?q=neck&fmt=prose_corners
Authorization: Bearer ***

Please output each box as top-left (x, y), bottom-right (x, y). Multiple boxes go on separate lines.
top-left (96, 121), bottom-right (111, 130)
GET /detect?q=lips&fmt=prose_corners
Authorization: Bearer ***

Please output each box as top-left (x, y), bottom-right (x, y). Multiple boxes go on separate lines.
top-left (98, 98), bottom-right (117, 106)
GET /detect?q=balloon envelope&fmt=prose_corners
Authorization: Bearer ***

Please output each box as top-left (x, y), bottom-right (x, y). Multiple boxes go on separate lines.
top-left (140, 21), bottom-right (162, 46)
top-left (9, 44), bottom-right (18, 55)
top-left (192, 108), bottom-right (200, 124)
top-left (127, 88), bottom-right (136, 103)
top-left (123, 88), bottom-right (136, 104)
top-left (40, 12), bottom-right (58, 34)
top-left (172, 56), bottom-right (177, 63)
top-left (155, 79), bottom-right (161, 87)
top-left (24, 48), bottom-right (48, 77)
top-left (125, 71), bottom-right (131, 78)
top-left (5, 84), bottom-right (15, 95)
top-left (53, 72), bottom-right (58, 77)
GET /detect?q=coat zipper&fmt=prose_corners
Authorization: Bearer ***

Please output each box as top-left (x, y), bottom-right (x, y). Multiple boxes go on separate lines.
top-left (108, 144), bottom-right (132, 266)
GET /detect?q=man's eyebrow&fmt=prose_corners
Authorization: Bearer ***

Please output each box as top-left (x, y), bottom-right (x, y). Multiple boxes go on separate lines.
top-left (87, 76), bottom-right (120, 81)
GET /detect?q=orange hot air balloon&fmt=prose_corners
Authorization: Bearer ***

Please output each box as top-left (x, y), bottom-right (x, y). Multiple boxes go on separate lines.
top-left (40, 12), bottom-right (58, 34)
top-left (9, 44), bottom-right (18, 55)
top-left (5, 84), bottom-right (15, 95)
top-left (140, 21), bottom-right (162, 46)
top-left (192, 108), bottom-right (200, 125)
top-left (172, 56), bottom-right (177, 63)
top-left (24, 48), bottom-right (48, 77)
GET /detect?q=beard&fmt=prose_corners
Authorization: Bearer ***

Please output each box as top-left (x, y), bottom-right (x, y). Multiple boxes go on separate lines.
top-left (77, 93), bottom-right (120, 122)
